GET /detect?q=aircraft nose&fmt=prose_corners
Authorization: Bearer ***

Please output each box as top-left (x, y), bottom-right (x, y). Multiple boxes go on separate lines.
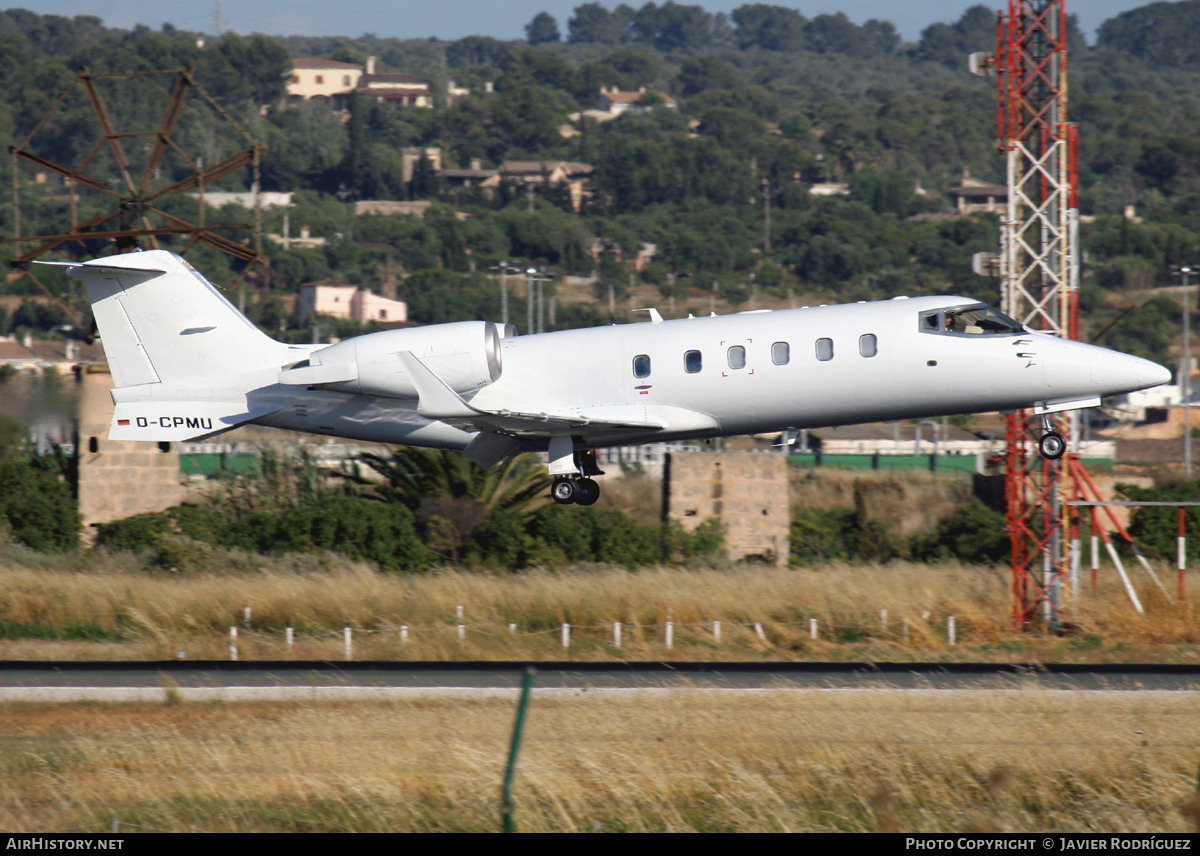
top-left (1101, 352), bottom-right (1172, 395)
top-left (1139, 358), bottom-right (1173, 390)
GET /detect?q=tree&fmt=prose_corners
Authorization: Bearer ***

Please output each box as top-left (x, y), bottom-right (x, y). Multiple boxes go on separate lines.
top-left (805, 13), bottom-right (868, 56)
top-left (343, 447), bottom-right (550, 566)
top-left (568, 2), bottom-right (632, 44)
top-left (632, 1), bottom-right (715, 52)
top-left (526, 11), bottom-right (561, 44)
top-left (1098, 1), bottom-right (1200, 65)
top-left (345, 447), bottom-right (550, 515)
top-left (915, 5), bottom-right (996, 68)
top-left (0, 458), bottom-right (79, 552)
top-left (732, 3), bottom-right (807, 52)
top-left (677, 55), bottom-right (742, 97)
top-left (446, 35), bottom-right (511, 68)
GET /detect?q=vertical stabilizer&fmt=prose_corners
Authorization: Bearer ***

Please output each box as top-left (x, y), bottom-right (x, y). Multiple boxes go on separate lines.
top-left (44, 250), bottom-right (285, 387)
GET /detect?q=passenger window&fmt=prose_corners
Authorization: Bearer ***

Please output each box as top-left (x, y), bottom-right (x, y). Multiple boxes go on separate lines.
top-left (815, 338), bottom-right (833, 361)
top-left (771, 342), bottom-right (790, 365)
top-left (727, 346), bottom-right (746, 370)
top-left (633, 354), bottom-right (651, 378)
top-left (859, 334), bottom-right (877, 358)
top-left (685, 350), bottom-right (702, 373)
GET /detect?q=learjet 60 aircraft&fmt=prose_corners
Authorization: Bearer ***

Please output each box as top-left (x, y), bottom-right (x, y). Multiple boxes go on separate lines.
top-left (47, 250), bottom-right (1170, 505)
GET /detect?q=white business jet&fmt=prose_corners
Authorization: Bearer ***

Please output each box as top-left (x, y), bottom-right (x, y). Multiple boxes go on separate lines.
top-left (46, 250), bottom-right (1170, 505)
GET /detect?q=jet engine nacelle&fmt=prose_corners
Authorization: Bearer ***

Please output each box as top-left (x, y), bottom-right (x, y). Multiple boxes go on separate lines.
top-left (304, 320), bottom-right (510, 399)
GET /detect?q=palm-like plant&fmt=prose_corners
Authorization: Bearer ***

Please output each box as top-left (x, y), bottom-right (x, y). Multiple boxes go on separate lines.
top-left (342, 447), bottom-right (550, 515)
top-left (340, 447), bottom-right (551, 565)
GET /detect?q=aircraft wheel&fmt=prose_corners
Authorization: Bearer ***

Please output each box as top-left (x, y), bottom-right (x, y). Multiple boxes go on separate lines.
top-left (1038, 431), bottom-right (1066, 460)
top-left (551, 478), bottom-right (577, 505)
top-left (575, 478), bottom-right (600, 506)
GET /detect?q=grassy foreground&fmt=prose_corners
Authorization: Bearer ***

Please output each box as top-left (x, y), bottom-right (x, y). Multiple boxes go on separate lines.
top-left (0, 556), bottom-right (1198, 661)
top-left (3, 691), bottom-right (1199, 832)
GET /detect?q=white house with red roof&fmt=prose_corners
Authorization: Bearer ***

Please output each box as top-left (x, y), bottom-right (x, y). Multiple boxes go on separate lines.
top-left (287, 57), bottom-right (433, 110)
top-left (598, 86), bottom-right (677, 116)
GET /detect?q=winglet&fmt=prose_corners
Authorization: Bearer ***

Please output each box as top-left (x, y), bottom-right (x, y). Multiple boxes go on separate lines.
top-left (633, 308), bottom-right (663, 324)
top-left (396, 351), bottom-right (479, 420)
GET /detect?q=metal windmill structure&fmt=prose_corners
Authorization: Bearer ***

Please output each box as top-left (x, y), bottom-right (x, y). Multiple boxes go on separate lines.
top-left (5, 66), bottom-right (268, 327)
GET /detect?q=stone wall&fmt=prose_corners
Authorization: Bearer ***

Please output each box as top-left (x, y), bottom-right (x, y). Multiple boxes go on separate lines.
top-left (76, 367), bottom-right (186, 538)
top-left (664, 451), bottom-right (790, 566)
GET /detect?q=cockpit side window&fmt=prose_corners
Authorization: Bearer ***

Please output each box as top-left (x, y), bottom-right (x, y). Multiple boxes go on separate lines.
top-left (920, 305), bottom-right (1023, 336)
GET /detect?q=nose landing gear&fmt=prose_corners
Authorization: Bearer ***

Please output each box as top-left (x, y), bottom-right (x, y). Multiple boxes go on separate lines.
top-left (1037, 413), bottom-right (1066, 460)
top-left (1038, 431), bottom-right (1066, 459)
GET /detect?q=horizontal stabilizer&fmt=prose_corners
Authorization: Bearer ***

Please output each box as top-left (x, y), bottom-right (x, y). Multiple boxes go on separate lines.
top-left (109, 401), bottom-right (278, 441)
top-left (36, 260), bottom-right (166, 278)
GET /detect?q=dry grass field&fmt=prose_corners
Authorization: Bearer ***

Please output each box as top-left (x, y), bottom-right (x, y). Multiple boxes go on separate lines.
top-left (2, 690), bottom-right (1199, 832)
top-left (0, 557), bottom-right (1198, 662)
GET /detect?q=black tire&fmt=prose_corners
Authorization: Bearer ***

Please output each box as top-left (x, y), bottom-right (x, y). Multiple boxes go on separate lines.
top-left (575, 478), bottom-right (600, 506)
top-left (551, 478), bottom-right (577, 504)
top-left (1039, 431), bottom-right (1066, 460)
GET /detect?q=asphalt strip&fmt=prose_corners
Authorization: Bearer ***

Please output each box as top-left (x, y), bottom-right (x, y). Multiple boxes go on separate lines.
top-left (1, 686), bottom-right (1196, 703)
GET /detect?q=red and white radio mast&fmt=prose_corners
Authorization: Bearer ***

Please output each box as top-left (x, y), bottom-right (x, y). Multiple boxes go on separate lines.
top-left (987, 0), bottom-right (1091, 632)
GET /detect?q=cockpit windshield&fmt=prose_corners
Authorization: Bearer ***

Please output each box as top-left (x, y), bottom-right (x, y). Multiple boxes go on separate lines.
top-left (920, 304), bottom-right (1024, 336)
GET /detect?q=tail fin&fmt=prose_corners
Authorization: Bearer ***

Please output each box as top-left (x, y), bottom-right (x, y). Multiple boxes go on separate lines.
top-left (45, 250), bottom-right (284, 387)
top-left (39, 250), bottom-right (290, 441)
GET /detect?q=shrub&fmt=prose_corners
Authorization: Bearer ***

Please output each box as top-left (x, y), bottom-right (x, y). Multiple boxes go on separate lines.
top-left (0, 459), bottom-right (79, 552)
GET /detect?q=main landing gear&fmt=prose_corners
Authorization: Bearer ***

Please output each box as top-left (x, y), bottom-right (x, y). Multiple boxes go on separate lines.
top-left (1038, 413), bottom-right (1066, 460)
top-left (552, 476), bottom-right (600, 505)
top-left (547, 439), bottom-right (604, 505)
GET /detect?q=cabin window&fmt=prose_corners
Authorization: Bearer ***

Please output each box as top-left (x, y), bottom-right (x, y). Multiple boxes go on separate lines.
top-left (727, 346), bottom-right (746, 370)
top-left (771, 342), bottom-right (789, 365)
top-left (815, 338), bottom-right (834, 361)
top-left (859, 334), bottom-right (877, 358)
top-left (685, 350), bottom-right (702, 373)
top-left (633, 354), bottom-right (651, 378)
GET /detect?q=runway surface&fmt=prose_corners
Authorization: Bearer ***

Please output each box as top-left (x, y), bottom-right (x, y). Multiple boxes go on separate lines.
top-left (0, 660), bottom-right (1197, 701)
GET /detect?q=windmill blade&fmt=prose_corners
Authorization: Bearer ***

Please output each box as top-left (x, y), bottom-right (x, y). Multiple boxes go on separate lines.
top-left (1088, 306), bottom-right (1137, 345)
top-left (7, 147), bottom-right (108, 191)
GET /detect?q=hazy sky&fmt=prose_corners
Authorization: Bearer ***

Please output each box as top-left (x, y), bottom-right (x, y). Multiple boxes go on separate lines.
top-left (15, 1), bottom-right (1155, 44)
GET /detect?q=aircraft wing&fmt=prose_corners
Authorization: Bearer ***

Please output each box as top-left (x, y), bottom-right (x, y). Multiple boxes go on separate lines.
top-left (396, 351), bottom-right (719, 461)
